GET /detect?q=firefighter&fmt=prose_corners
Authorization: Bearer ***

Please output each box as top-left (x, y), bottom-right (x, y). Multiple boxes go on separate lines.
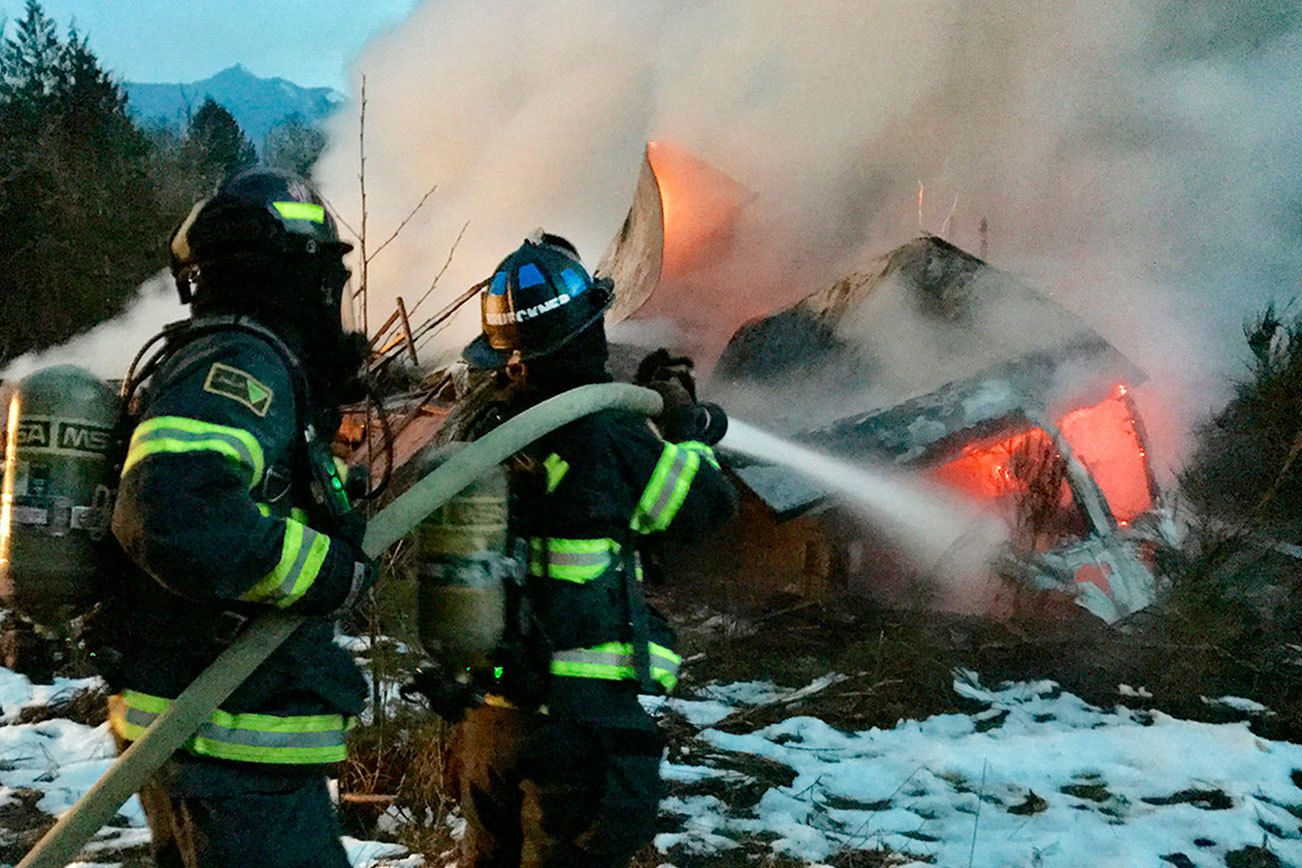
top-left (444, 231), bottom-right (738, 866)
top-left (85, 169), bottom-right (376, 868)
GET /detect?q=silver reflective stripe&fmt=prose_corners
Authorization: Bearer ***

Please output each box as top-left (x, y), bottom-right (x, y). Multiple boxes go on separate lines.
top-left (124, 707), bottom-right (345, 750)
top-left (651, 649), bottom-right (680, 673)
top-left (551, 649), bottom-right (632, 667)
top-left (547, 550), bottom-right (612, 568)
top-left (647, 448), bottom-right (690, 525)
top-left (278, 527), bottom-right (321, 598)
top-left (198, 722), bottom-right (344, 750)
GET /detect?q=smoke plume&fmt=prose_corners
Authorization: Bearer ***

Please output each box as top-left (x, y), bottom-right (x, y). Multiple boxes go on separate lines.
top-left (2, 272), bottom-right (183, 382)
top-left (317, 0), bottom-right (1301, 470)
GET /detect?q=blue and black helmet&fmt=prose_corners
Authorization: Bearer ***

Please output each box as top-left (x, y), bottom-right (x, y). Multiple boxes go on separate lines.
top-left (463, 231), bottom-right (614, 368)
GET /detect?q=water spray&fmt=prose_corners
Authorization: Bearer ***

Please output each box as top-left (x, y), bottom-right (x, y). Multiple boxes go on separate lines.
top-left (720, 418), bottom-right (1007, 577)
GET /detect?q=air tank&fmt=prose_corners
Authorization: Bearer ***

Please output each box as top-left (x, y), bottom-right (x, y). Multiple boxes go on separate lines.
top-left (413, 443), bottom-right (511, 675)
top-left (0, 366), bottom-right (118, 628)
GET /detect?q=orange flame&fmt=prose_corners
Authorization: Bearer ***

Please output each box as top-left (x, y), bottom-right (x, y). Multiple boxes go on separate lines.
top-left (0, 394), bottom-right (21, 571)
top-left (646, 140), bottom-right (747, 278)
top-left (934, 387), bottom-right (1154, 526)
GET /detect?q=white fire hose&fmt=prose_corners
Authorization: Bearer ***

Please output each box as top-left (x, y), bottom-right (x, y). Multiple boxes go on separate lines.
top-left (19, 383), bottom-right (663, 868)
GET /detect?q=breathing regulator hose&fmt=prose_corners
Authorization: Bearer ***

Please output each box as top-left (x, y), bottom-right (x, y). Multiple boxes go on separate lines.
top-left (18, 383), bottom-right (664, 868)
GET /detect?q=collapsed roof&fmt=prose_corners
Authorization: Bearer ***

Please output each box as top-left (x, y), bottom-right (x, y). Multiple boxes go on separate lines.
top-left (711, 234), bottom-right (1143, 437)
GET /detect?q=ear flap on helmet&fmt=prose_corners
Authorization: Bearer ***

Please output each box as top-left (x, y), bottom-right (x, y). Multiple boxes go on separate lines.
top-left (169, 199), bottom-right (209, 305)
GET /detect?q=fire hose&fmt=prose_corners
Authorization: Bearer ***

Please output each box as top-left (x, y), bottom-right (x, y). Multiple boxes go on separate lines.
top-left (18, 383), bottom-right (664, 868)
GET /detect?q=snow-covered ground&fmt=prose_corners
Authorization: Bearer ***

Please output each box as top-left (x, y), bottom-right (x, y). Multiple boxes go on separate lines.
top-left (0, 666), bottom-right (419, 867)
top-left (645, 672), bottom-right (1302, 867)
top-left (3, 661), bottom-right (1300, 866)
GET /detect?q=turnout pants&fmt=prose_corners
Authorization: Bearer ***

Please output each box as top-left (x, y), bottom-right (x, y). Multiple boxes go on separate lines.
top-left (136, 757), bottom-right (350, 868)
top-left (452, 704), bottom-right (664, 868)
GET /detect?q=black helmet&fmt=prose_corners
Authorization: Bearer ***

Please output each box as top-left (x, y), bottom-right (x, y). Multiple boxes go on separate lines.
top-left (170, 168), bottom-right (353, 307)
top-left (463, 231), bottom-right (613, 368)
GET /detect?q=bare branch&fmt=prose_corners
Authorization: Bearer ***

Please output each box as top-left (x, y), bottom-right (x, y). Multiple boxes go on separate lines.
top-left (319, 194), bottom-right (360, 242)
top-left (358, 75), bottom-right (370, 337)
top-left (365, 183), bottom-right (439, 264)
top-left (409, 220), bottom-right (470, 318)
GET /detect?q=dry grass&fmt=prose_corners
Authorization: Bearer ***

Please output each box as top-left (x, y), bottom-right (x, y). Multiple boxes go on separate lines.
top-left (16, 685), bottom-right (107, 727)
top-left (655, 566), bottom-right (1302, 743)
top-left (339, 708), bottom-right (459, 859)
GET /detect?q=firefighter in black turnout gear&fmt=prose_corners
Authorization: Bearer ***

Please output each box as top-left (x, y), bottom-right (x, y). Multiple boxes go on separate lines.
top-left (443, 232), bottom-right (737, 866)
top-left (85, 170), bottom-right (375, 868)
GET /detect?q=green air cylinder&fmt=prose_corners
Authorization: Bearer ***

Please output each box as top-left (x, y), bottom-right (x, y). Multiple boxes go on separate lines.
top-left (414, 443), bottom-right (511, 674)
top-left (0, 366), bottom-right (118, 628)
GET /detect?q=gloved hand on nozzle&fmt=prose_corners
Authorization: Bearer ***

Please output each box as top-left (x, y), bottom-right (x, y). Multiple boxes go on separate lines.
top-left (635, 348), bottom-right (729, 445)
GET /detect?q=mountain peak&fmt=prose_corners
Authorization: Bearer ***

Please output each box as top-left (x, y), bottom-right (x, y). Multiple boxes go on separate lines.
top-left (124, 66), bottom-right (344, 142)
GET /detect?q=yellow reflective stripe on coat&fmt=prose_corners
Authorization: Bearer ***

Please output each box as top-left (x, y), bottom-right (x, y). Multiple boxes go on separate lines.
top-left (109, 690), bottom-right (350, 765)
top-left (240, 519), bottom-right (331, 607)
top-left (123, 415), bottom-right (265, 489)
top-left (678, 440), bottom-right (721, 470)
top-left (543, 453), bottom-right (570, 493)
top-left (528, 537), bottom-right (620, 583)
top-left (550, 641), bottom-right (681, 693)
top-left (630, 442), bottom-right (701, 533)
top-left (256, 503), bottom-right (311, 524)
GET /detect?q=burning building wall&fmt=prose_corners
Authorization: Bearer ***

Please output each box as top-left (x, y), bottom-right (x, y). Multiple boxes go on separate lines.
top-left (692, 234), bottom-right (1158, 618)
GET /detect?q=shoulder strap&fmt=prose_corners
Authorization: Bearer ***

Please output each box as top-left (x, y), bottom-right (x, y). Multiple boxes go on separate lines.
top-left (119, 316), bottom-right (352, 521)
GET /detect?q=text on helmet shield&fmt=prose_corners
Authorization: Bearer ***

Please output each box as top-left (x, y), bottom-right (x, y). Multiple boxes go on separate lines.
top-left (486, 293), bottom-right (573, 327)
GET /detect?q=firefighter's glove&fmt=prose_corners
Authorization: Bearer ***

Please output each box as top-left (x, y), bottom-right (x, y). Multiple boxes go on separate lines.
top-left (400, 665), bottom-right (476, 723)
top-left (336, 553), bottom-right (378, 613)
top-left (647, 378), bottom-right (698, 442)
top-left (648, 380), bottom-right (730, 446)
top-left (635, 348), bottom-right (698, 400)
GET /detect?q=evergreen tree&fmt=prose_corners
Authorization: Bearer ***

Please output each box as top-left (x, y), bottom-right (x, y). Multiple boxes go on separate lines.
top-left (264, 113), bottom-right (326, 177)
top-left (0, 0), bottom-right (62, 108)
top-left (183, 97), bottom-right (257, 193)
top-left (0, 2), bottom-right (170, 361)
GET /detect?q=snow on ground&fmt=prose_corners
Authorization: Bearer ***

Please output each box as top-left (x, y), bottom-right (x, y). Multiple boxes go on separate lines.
top-left (651, 671), bottom-right (1302, 867)
top-left (6, 652), bottom-right (1302, 867)
top-left (0, 664), bottom-right (420, 867)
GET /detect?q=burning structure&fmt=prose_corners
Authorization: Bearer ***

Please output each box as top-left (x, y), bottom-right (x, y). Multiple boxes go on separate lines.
top-left (596, 145), bottom-right (1161, 623)
top-left (370, 142), bottom-right (1161, 624)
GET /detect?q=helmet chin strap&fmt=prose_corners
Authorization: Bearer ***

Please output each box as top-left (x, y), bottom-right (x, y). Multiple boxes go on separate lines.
top-left (505, 351), bottom-right (527, 385)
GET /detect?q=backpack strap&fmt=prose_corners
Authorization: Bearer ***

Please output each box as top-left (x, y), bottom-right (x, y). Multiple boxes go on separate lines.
top-left (620, 535), bottom-right (656, 693)
top-left (119, 316), bottom-right (351, 521)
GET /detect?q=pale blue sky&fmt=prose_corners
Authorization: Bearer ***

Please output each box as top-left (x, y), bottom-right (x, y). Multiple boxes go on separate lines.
top-left (1, 0), bottom-right (420, 87)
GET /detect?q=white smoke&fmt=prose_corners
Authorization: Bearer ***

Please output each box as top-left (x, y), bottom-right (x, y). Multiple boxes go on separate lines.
top-left (2, 272), bottom-right (183, 382)
top-left (316, 0), bottom-right (1301, 470)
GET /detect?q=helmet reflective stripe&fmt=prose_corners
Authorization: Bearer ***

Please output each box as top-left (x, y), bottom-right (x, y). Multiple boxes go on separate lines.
top-left (560, 268), bottom-right (588, 296)
top-left (272, 201), bottom-right (326, 224)
top-left (517, 263), bottom-right (546, 288)
top-left (490, 271), bottom-right (509, 296)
